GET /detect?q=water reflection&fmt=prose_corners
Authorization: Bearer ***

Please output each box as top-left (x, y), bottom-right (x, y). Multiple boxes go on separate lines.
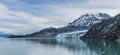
top-left (83, 40), bottom-right (120, 55)
top-left (20, 38), bottom-right (90, 55)
top-left (26, 38), bottom-right (120, 55)
top-left (2, 38), bottom-right (120, 55)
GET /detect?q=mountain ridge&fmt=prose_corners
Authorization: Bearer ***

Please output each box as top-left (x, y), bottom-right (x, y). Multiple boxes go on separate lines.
top-left (81, 13), bottom-right (120, 40)
top-left (0, 32), bottom-right (12, 38)
top-left (9, 13), bottom-right (111, 38)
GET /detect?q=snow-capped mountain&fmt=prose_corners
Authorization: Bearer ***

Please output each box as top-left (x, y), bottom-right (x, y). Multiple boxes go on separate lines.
top-left (81, 13), bottom-right (120, 40)
top-left (10, 13), bottom-right (111, 38)
top-left (56, 13), bottom-right (111, 38)
top-left (69, 13), bottom-right (111, 30)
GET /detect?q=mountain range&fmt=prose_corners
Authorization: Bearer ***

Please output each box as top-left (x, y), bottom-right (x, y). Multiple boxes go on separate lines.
top-left (81, 13), bottom-right (120, 40)
top-left (0, 32), bottom-right (11, 38)
top-left (55, 13), bottom-right (111, 38)
top-left (9, 13), bottom-right (111, 38)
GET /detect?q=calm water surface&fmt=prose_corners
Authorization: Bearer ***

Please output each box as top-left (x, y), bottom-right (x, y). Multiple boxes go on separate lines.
top-left (0, 38), bottom-right (120, 55)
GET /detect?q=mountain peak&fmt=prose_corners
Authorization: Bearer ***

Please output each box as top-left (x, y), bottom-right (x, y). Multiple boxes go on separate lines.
top-left (68, 13), bottom-right (111, 30)
top-left (80, 13), bottom-right (111, 18)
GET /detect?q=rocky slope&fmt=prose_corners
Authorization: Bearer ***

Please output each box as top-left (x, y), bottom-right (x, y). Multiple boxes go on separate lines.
top-left (81, 14), bottom-right (120, 40)
top-left (10, 26), bottom-right (80, 38)
top-left (9, 13), bottom-right (111, 38)
top-left (55, 13), bottom-right (111, 38)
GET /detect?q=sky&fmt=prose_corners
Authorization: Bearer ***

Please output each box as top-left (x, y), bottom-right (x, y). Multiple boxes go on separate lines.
top-left (0, 0), bottom-right (120, 35)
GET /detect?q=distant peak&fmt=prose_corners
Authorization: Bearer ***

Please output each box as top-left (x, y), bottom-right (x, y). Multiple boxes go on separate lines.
top-left (81, 13), bottom-right (110, 16)
top-left (79, 13), bottom-right (111, 19)
top-left (69, 13), bottom-right (111, 27)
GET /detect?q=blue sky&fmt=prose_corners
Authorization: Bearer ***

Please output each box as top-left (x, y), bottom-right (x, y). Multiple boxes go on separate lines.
top-left (0, 0), bottom-right (120, 35)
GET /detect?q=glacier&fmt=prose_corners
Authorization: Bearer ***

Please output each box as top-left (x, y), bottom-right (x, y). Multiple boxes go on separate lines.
top-left (56, 30), bottom-right (88, 39)
top-left (55, 13), bottom-right (111, 39)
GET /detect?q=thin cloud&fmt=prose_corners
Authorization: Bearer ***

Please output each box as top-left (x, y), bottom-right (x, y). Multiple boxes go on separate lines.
top-left (0, 0), bottom-right (120, 35)
top-left (0, 4), bottom-right (54, 35)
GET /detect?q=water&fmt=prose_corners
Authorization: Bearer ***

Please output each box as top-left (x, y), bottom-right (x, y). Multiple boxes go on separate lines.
top-left (0, 38), bottom-right (120, 55)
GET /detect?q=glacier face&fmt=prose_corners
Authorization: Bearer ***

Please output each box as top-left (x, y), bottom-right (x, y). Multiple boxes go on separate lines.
top-left (56, 13), bottom-right (111, 39)
top-left (56, 30), bottom-right (88, 39)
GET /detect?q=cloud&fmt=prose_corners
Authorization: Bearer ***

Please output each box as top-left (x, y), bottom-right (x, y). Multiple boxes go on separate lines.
top-left (0, 0), bottom-right (120, 35)
top-left (42, 5), bottom-right (120, 22)
top-left (86, 0), bottom-right (120, 9)
top-left (0, 4), bottom-right (56, 35)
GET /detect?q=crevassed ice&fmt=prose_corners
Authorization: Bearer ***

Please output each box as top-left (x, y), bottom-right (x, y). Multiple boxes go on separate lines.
top-left (55, 30), bottom-right (88, 39)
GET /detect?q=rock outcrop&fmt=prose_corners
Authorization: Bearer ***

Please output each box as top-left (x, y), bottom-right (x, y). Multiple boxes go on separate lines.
top-left (81, 14), bottom-right (120, 40)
